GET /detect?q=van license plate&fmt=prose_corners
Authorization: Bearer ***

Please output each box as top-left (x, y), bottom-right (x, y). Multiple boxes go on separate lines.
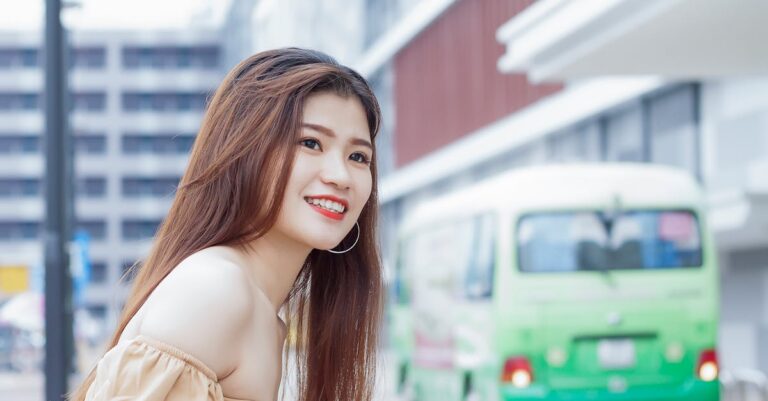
top-left (598, 339), bottom-right (635, 369)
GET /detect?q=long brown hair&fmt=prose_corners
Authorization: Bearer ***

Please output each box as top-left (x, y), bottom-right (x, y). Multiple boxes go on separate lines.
top-left (70, 48), bottom-right (384, 401)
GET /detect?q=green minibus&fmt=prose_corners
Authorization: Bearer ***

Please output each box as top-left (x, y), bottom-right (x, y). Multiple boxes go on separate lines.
top-left (390, 164), bottom-right (719, 401)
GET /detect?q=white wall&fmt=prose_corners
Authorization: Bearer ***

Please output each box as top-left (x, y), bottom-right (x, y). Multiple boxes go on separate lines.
top-left (702, 77), bottom-right (768, 372)
top-left (701, 78), bottom-right (768, 193)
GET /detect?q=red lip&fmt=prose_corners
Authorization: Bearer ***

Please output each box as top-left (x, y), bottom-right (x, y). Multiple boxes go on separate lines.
top-left (304, 195), bottom-right (348, 221)
top-left (308, 204), bottom-right (344, 221)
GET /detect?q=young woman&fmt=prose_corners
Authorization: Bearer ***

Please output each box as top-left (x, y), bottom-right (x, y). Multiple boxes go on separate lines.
top-left (70, 48), bottom-right (384, 401)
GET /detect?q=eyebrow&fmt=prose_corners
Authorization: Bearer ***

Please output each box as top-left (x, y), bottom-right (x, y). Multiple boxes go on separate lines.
top-left (301, 123), bottom-right (373, 150)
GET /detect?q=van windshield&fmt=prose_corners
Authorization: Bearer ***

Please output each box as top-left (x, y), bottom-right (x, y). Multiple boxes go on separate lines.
top-left (517, 210), bottom-right (702, 273)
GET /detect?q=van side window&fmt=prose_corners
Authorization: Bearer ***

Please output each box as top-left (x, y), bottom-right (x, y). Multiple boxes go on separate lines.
top-left (464, 215), bottom-right (495, 300)
top-left (395, 246), bottom-right (411, 305)
top-left (397, 214), bottom-right (495, 306)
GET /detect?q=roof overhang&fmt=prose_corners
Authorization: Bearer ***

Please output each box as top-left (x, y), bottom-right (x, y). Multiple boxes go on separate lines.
top-left (496, 0), bottom-right (768, 83)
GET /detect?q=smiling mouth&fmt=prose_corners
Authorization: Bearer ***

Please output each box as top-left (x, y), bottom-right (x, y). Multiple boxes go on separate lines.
top-left (303, 197), bottom-right (347, 221)
top-left (304, 197), bottom-right (346, 213)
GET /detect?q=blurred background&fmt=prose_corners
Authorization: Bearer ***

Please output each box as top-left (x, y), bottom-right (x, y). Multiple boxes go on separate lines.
top-left (0, 0), bottom-right (767, 400)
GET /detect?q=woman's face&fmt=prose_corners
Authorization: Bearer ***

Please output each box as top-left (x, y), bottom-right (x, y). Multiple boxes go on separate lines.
top-left (272, 91), bottom-right (373, 251)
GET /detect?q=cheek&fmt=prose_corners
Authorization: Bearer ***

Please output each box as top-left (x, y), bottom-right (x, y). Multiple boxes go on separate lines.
top-left (286, 157), bottom-right (313, 189)
top-left (358, 173), bottom-right (373, 207)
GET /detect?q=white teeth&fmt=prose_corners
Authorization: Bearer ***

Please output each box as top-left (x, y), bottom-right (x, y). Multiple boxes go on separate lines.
top-left (305, 197), bottom-right (345, 213)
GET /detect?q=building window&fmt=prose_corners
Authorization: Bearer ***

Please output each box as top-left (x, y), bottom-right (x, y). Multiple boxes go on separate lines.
top-left (0, 135), bottom-right (40, 153)
top-left (77, 220), bottom-right (107, 240)
top-left (0, 93), bottom-right (39, 110)
top-left (649, 86), bottom-right (697, 175)
top-left (85, 303), bottom-right (107, 319)
top-left (604, 105), bottom-right (644, 162)
top-left (122, 46), bottom-right (219, 69)
top-left (0, 221), bottom-right (39, 240)
top-left (71, 92), bottom-right (106, 112)
top-left (122, 177), bottom-right (180, 197)
top-left (122, 219), bottom-right (161, 240)
top-left (76, 177), bottom-right (107, 198)
top-left (506, 141), bottom-right (548, 169)
top-left (0, 178), bottom-right (40, 197)
top-left (122, 92), bottom-right (209, 112)
top-left (70, 47), bottom-right (106, 69)
top-left (74, 134), bottom-right (107, 154)
top-left (1, 47), bottom-right (107, 69)
top-left (0, 48), bottom-right (38, 68)
top-left (121, 260), bottom-right (139, 282)
top-left (89, 261), bottom-right (108, 283)
top-left (193, 47), bottom-right (219, 68)
top-left (122, 134), bottom-right (195, 154)
top-left (548, 121), bottom-right (601, 162)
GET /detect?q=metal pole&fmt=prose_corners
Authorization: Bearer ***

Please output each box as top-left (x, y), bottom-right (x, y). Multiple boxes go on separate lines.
top-left (44, 0), bottom-right (73, 399)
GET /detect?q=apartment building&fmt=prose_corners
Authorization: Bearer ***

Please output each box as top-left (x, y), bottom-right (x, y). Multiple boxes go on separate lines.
top-left (0, 29), bottom-right (224, 332)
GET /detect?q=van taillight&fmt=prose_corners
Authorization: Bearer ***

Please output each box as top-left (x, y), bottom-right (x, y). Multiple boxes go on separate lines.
top-left (696, 349), bottom-right (718, 382)
top-left (501, 356), bottom-right (533, 388)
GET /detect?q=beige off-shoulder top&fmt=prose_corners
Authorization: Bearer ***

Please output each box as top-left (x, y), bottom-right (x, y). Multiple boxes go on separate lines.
top-left (84, 335), bottom-right (253, 401)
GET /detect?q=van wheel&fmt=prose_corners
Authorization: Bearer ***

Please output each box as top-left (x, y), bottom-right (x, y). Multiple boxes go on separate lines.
top-left (397, 363), bottom-right (416, 401)
top-left (464, 390), bottom-right (481, 401)
top-left (400, 382), bottom-right (416, 401)
top-left (462, 373), bottom-right (481, 401)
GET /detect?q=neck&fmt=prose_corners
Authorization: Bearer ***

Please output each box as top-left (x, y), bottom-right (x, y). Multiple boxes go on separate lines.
top-left (236, 231), bottom-right (312, 314)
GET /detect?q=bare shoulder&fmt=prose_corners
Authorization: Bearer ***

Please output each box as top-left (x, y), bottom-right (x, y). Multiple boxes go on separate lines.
top-left (137, 247), bottom-right (255, 378)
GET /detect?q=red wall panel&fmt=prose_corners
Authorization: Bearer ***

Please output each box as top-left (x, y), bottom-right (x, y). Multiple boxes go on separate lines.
top-left (393, 0), bottom-right (562, 167)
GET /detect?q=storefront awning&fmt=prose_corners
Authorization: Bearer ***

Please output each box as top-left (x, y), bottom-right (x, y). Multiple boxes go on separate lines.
top-left (708, 190), bottom-right (768, 252)
top-left (496, 0), bottom-right (768, 83)
top-left (707, 160), bottom-right (768, 250)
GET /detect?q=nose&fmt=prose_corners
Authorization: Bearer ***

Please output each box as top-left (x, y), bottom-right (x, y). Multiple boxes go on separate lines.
top-left (320, 152), bottom-right (352, 189)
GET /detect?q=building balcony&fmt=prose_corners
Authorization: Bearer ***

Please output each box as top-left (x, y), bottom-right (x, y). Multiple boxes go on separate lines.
top-left (118, 70), bottom-right (222, 91)
top-left (115, 154), bottom-right (189, 175)
top-left (0, 69), bottom-right (41, 90)
top-left (0, 198), bottom-right (42, 219)
top-left (0, 241), bottom-right (42, 264)
top-left (111, 112), bottom-right (204, 133)
top-left (0, 154), bottom-right (42, 175)
top-left (73, 198), bottom-right (115, 218)
top-left (117, 198), bottom-right (174, 218)
top-left (0, 111), bottom-right (42, 131)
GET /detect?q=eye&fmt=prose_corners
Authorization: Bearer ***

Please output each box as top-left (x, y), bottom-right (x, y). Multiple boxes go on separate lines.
top-left (350, 152), bottom-right (371, 165)
top-left (299, 138), bottom-right (321, 150)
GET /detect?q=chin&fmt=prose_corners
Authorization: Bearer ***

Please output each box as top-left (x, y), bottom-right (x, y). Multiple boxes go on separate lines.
top-left (311, 237), bottom-right (347, 251)
top-left (294, 229), bottom-right (345, 251)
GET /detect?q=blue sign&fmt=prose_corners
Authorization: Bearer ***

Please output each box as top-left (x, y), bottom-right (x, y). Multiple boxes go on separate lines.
top-left (71, 229), bottom-right (91, 308)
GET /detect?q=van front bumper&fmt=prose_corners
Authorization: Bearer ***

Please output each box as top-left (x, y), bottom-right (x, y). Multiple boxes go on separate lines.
top-left (500, 379), bottom-right (719, 401)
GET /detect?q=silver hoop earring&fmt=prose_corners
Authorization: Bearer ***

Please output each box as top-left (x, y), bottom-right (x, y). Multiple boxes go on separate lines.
top-left (327, 222), bottom-right (360, 254)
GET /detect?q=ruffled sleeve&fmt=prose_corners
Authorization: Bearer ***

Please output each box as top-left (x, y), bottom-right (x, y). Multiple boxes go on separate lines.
top-left (84, 335), bottom-right (225, 401)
